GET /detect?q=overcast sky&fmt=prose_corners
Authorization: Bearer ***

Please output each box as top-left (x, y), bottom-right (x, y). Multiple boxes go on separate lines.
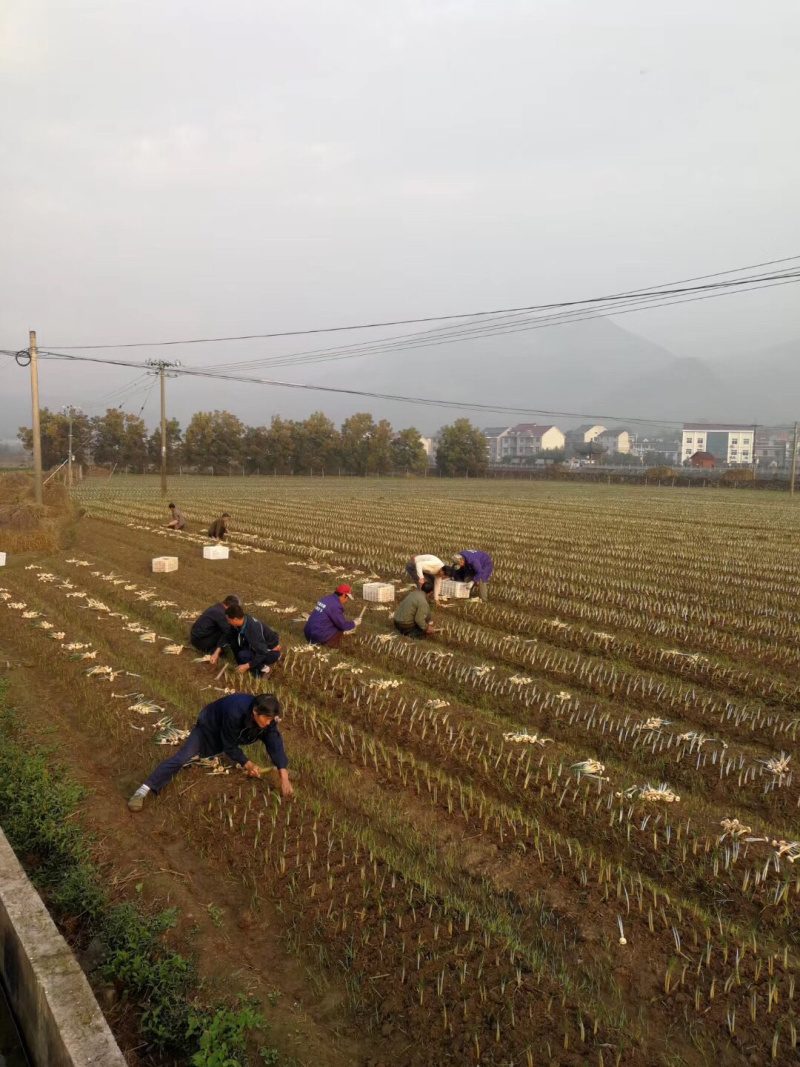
top-left (2, 0), bottom-right (799, 437)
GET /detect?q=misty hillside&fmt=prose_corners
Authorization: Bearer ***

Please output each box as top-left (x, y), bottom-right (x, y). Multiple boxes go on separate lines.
top-left (309, 318), bottom-right (796, 428)
top-left (2, 317), bottom-right (795, 439)
top-left (310, 316), bottom-right (680, 426)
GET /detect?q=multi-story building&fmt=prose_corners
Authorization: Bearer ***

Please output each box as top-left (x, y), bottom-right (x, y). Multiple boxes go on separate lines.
top-left (483, 427), bottom-right (511, 464)
top-left (595, 428), bottom-right (631, 455)
top-left (566, 423), bottom-right (606, 445)
top-left (484, 424), bottom-right (565, 463)
top-left (681, 424), bottom-right (755, 465)
top-left (755, 430), bottom-right (798, 469)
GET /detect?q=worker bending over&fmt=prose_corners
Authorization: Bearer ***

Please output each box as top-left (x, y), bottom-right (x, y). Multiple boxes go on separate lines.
top-left (304, 584), bottom-right (361, 648)
top-left (208, 513), bottom-right (230, 540)
top-left (405, 554), bottom-right (445, 602)
top-left (445, 550), bottom-right (494, 602)
top-left (190, 595), bottom-right (241, 659)
top-left (165, 503), bottom-right (186, 530)
top-left (128, 693), bottom-right (292, 811)
top-left (394, 579), bottom-right (435, 639)
top-left (225, 604), bottom-right (281, 676)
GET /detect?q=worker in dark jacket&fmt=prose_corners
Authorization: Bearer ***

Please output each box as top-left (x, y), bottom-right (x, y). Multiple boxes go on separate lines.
top-left (165, 503), bottom-right (186, 530)
top-left (225, 604), bottom-right (281, 675)
top-left (127, 693), bottom-right (292, 810)
top-left (304, 584), bottom-right (360, 648)
top-left (394, 580), bottom-right (435, 639)
top-left (208, 513), bottom-right (230, 540)
top-left (190, 595), bottom-right (241, 659)
top-left (445, 549), bottom-right (494, 602)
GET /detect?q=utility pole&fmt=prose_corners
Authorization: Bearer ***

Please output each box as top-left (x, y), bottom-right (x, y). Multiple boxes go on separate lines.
top-left (29, 331), bottom-right (43, 504)
top-left (146, 359), bottom-right (180, 496)
top-left (752, 423), bottom-right (758, 478)
top-left (61, 405), bottom-right (82, 487)
top-left (791, 422), bottom-right (798, 499)
top-left (159, 364), bottom-right (167, 496)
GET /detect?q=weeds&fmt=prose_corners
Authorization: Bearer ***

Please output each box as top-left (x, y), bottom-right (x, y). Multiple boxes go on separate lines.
top-left (0, 683), bottom-right (277, 1065)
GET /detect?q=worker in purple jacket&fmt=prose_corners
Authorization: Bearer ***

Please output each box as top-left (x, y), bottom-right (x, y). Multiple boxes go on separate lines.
top-left (445, 549), bottom-right (494, 602)
top-left (303, 584), bottom-right (361, 648)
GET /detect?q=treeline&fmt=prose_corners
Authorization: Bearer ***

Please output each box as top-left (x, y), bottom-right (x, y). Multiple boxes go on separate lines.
top-left (18, 409), bottom-right (490, 477)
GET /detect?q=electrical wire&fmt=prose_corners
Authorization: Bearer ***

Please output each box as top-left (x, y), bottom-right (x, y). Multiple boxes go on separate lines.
top-left (31, 349), bottom-right (683, 428)
top-left (81, 372), bottom-right (154, 412)
top-left (199, 271), bottom-right (800, 374)
top-left (16, 255), bottom-right (800, 432)
top-left (39, 253), bottom-right (800, 350)
top-left (36, 271), bottom-right (800, 383)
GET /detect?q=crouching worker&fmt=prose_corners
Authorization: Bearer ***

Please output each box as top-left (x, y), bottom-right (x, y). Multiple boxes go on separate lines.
top-left (304, 584), bottom-right (360, 648)
top-left (127, 693), bottom-right (292, 811)
top-left (225, 604), bottom-right (281, 676)
top-left (405, 554), bottom-right (445, 602)
top-left (208, 513), bottom-right (230, 540)
top-left (190, 595), bottom-right (241, 662)
top-left (165, 503), bottom-right (186, 530)
top-left (394, 579), bottom-right (435, 639)
top-left (445, 549), bottom-right (494, 602)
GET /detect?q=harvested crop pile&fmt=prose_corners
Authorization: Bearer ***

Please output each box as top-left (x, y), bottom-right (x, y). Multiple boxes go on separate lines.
top-left (0, 474), bottom-right (73, 553)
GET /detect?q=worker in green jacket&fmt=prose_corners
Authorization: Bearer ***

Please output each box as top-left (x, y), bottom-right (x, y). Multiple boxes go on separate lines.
top-left (393, 580), bottom-right (435, 639)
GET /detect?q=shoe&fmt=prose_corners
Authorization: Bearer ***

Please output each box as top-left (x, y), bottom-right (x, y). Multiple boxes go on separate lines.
top-left (260, 666), bottom-right (272, 676)
top-left (127, 793), bottom-right (145, 813)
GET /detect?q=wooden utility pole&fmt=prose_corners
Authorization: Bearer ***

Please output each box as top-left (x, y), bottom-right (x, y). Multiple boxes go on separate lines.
top-left (791, 422), bottom-right (798, 499)
top-left (61, 405), bottom-right (82, 488)
top-left (160, 364), bottom-right (167, 496)
top-left (67, 408), bottom-right (74, 487)
top-left (29, 330), bottom-right (43, 504)
top-left (146, 359), bottom-right (180, 496)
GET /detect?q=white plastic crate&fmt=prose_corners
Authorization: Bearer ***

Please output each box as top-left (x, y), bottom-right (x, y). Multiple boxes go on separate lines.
top-left (203, 544), bottom-right (229, 560)
top-left (152, 556), bottom-right (178, 573)
top-left (440, 579), bottom-right (471, 598)
top-left (362, 582), bottom-right (395, 603)
top-left (0, 552), bottom-right (6, 567)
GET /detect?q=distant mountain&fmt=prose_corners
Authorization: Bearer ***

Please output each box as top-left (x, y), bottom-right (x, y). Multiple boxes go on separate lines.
top-left (596, 357), bottom-right (741, 425)
top-left (3, 315), bottom-right (794, 438)
top-left (704, 341), bottom-right (800, 423)
top-left (310, 315), bottom-right (680, 427)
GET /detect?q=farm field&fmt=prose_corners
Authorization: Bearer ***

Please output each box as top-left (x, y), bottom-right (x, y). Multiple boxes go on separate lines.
top-left (2, 475), bottom-right (800, 1067)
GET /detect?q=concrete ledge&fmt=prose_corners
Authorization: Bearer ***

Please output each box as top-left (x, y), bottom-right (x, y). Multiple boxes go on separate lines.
top-left (0, 827), bottom-right (127, 1067)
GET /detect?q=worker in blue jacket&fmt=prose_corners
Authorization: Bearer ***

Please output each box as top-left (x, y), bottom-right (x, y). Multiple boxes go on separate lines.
top-left (224, 604), bottom-right (281, 676)
top-left (303, 584), bottom-right (361, 648)
top-left (445, 549), bottom-right (494, 602)
top-left (127, 693), bottom-right (292, 810)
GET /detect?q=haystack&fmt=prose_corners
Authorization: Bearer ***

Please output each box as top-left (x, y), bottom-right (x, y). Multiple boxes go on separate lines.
top-left (0, 474), bottom-right (74, 553)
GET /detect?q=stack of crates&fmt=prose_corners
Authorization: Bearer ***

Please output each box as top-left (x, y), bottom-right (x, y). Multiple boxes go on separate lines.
top-left (362, 582), bottom-right (395, 603)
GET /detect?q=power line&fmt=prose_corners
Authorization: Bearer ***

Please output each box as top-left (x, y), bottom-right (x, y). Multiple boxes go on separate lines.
top-left (36, 271), bottom-right (800, 387)
top-left (39, 253), bottom-right (800, 350)
top-left (32, 349), bottom-right (684, 429)
top-left (200, 271), bottom-right (800, 375)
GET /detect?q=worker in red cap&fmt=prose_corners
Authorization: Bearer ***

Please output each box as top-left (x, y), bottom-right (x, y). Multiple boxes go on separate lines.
top-left (303, 584), bottom-right (361, 648)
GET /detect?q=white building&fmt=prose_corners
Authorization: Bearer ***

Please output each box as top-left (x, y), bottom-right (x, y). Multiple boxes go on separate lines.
top-left (483, 427), bottom-right (510, 464)
top-left (595, 428), bottom-right (631, 455)
top-left (681, 424), bottom-right (755, 465)
top-left (484, 424), bottom-right (565, 463)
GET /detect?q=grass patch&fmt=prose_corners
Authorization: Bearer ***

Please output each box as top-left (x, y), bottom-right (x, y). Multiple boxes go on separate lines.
top-left (0, 680), bottom-right (278, 1066)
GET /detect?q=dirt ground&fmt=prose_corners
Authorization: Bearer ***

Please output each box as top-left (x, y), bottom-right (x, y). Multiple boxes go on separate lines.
top-left (0, 647), bottom-right (383, 1067)
top-left (2, 493), bottom-right (799, 1066)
